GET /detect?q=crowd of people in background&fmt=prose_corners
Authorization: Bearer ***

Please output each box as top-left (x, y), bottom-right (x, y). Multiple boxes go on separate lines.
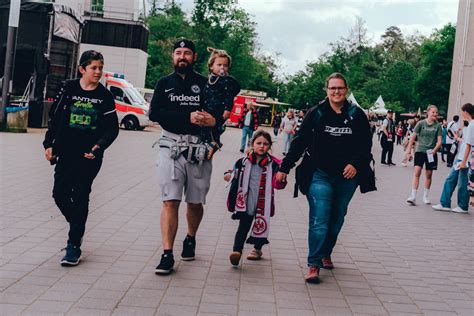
top-left (370, 104), bottom-right (474, 213)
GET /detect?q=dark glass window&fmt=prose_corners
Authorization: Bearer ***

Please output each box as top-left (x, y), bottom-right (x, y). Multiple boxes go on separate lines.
top-left (81, 20), bottom-right (148, 52)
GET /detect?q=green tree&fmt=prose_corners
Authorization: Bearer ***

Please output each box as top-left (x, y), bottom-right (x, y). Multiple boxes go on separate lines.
top-left (415, 24), bottom-right (456, 114)
top-left (191, 0), bottom-right (277, 95)
top-left (145, 2), bottom-right (192, 88)
top-left (383, 61), bottom-right (416, 110)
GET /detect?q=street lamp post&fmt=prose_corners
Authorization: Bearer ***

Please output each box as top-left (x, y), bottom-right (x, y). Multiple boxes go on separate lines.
top-left (1, 0), bottom-right (21, 129)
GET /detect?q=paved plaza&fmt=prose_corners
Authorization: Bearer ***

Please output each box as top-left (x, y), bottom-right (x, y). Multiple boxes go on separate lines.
top-left (1, 126), bottom-right (473, 315)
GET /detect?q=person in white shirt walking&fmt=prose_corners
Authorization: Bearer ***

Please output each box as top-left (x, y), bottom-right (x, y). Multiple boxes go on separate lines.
top-left (432, 103), bottom-right (474, 214)
top-left (445, 115), bottom-right (460, 167)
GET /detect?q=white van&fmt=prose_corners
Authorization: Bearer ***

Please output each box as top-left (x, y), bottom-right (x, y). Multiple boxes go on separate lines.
top-left (103, 72), bottom-right (154, 130)
top-left (136, 87), bottom-right (155, 103)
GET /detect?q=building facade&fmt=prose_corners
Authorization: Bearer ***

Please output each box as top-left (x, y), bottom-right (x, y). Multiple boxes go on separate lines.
top-left (56, 0), bottom-right (148, 88)
top-left (448, 0), bottom-right (473, 119)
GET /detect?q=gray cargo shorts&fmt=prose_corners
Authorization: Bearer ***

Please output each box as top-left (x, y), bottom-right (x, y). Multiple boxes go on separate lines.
top-left (156, 145), bottom-right (212, 204)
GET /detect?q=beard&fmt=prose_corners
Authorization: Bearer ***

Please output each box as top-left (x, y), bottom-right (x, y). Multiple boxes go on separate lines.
top-left (174, 60), bottom-right (194, 74)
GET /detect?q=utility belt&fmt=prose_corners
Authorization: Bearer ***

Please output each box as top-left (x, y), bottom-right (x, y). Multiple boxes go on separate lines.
top-left (153, 130), bottom-right (207, 163)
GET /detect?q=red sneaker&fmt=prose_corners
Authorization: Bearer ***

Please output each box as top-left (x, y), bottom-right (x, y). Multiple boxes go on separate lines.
top-left (304, 266), bottom-right (320, 284)
top-left (322, 256), bottom-right (334, 269)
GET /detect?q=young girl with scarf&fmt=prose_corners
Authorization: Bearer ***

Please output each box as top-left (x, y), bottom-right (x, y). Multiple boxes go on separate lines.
top-left (224, 130), bottom-right (287, 266)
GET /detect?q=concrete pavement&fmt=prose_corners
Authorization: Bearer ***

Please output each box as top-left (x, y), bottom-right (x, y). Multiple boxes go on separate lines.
top-left (0, 126), bottom-right (473, 315)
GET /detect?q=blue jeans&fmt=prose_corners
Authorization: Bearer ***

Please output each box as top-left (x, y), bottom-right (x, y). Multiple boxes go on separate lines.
top-left (440, 162), bottom-right (469, 210)
top-left (240, 126), bottom-right (254, 151)
top-left (306, 169), bottom-right (358, 267)
top-left (281, 132), bottom-right (294, 153)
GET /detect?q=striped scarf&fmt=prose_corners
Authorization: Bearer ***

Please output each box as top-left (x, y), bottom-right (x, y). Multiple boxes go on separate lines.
top-left (234, 154), bottom-right (273, 240)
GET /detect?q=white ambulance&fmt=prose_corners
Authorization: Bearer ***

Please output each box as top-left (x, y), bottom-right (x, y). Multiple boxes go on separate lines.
top-left (103, 72), bottom-right (153, 130)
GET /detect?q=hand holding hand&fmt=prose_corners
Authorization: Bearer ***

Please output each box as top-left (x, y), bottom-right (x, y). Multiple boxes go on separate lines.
top-left (276, 171), bottom-right (287, 183)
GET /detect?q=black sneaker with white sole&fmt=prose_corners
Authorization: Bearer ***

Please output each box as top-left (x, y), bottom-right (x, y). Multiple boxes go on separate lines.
top-left (155, 253), bottom-right (175, 275)
top-left (181, 236), bottom-right (195, 261)
top-left (60, 244), bottom-right (82, 266)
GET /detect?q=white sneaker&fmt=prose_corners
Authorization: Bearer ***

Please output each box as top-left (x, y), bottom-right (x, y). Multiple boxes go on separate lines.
top-left (432, 204), bottom-right (451, 211)
top-left (406, 196), bottom-right (416, 205)
top-left (401, 162), bottom-right (407, 167)
top-left (423, 196), bottom-right (431, 205)
top-left (452, 207), bottom-right (468, 214)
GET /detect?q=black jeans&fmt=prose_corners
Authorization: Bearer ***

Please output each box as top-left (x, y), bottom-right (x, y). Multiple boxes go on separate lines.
top-left (233, 213), bottom-right (265, 252)
top-left (441, 144), bottom-right (448, 161)
top-left (381, 137), bottom-right (394, 163)
top-left (53, 156), bottom-right (102, 246)
top-left (446, 144), bottom-right (457, 165)
top-left (273, 127), bottom-right (279, 136)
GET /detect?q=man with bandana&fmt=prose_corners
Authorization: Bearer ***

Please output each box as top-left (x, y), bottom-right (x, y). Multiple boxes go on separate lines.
top-left (149, 39), bottom-right (216, 275)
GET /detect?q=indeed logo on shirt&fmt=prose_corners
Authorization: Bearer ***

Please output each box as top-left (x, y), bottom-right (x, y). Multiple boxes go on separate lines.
top-left (324, 126), bottom-right (353, 136)
top-left (168, 93), bottom-right (200, 102)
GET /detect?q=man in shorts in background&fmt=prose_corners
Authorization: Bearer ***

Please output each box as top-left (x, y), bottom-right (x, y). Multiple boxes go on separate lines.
top-left (149, 39), bottom-right (216, 275)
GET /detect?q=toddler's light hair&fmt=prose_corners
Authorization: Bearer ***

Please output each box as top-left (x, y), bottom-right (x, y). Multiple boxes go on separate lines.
top-left (207, 47), bottom-right (232, 72)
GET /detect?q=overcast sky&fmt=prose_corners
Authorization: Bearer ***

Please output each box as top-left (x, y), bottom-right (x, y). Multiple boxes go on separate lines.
top-left (168, 0), bottom-right (459, 77)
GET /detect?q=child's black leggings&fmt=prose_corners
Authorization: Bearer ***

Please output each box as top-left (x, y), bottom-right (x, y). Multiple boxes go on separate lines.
top-left (233, 213), bottom-right (265, 252)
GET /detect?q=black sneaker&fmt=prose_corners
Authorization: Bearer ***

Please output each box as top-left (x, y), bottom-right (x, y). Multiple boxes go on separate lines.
top-left (181, 236), bottom-right (195, 261)
top-left (60, 244), bottom-right (82, 266)
top-left (155, 253), bottom-right (174, 275)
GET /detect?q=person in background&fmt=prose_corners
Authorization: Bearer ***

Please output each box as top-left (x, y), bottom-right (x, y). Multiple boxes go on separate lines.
top-left (296, 110), bottom-right (305, 134)
top-left (396, 121), bottom-right (404, 145)
top-left (401, 119), bottom-right (416, 167)
top-left (432, 103), bottom-right (474, 214)
top-left (441, 119), bottom-right (448, 162)
top-left (380, 110), bottom-right (396, 165)
top-left (446, 115), bottom-right (460, 167)
top-left (405, 105), bottom-right (442, 205)
top-left (279, 110), bottom-right (297, 156)
top-left (238, 102), bottom-right (259, 153)
top-left (272, 112), bottom-right (282, 137)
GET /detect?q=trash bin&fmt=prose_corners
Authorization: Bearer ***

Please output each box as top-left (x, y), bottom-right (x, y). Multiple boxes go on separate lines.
top-left (6, 106), bottom-right (29, 133)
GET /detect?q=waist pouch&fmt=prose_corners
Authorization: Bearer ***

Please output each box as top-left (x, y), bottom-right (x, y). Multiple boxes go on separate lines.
top-left (156, 136), bottom-right (208, 163)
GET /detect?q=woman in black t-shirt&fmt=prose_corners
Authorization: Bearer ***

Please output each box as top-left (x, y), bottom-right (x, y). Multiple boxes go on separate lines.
top-left (43, 50), bottom-right (119, 267)
top-left (276, 73), bottom-right (372, 284)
